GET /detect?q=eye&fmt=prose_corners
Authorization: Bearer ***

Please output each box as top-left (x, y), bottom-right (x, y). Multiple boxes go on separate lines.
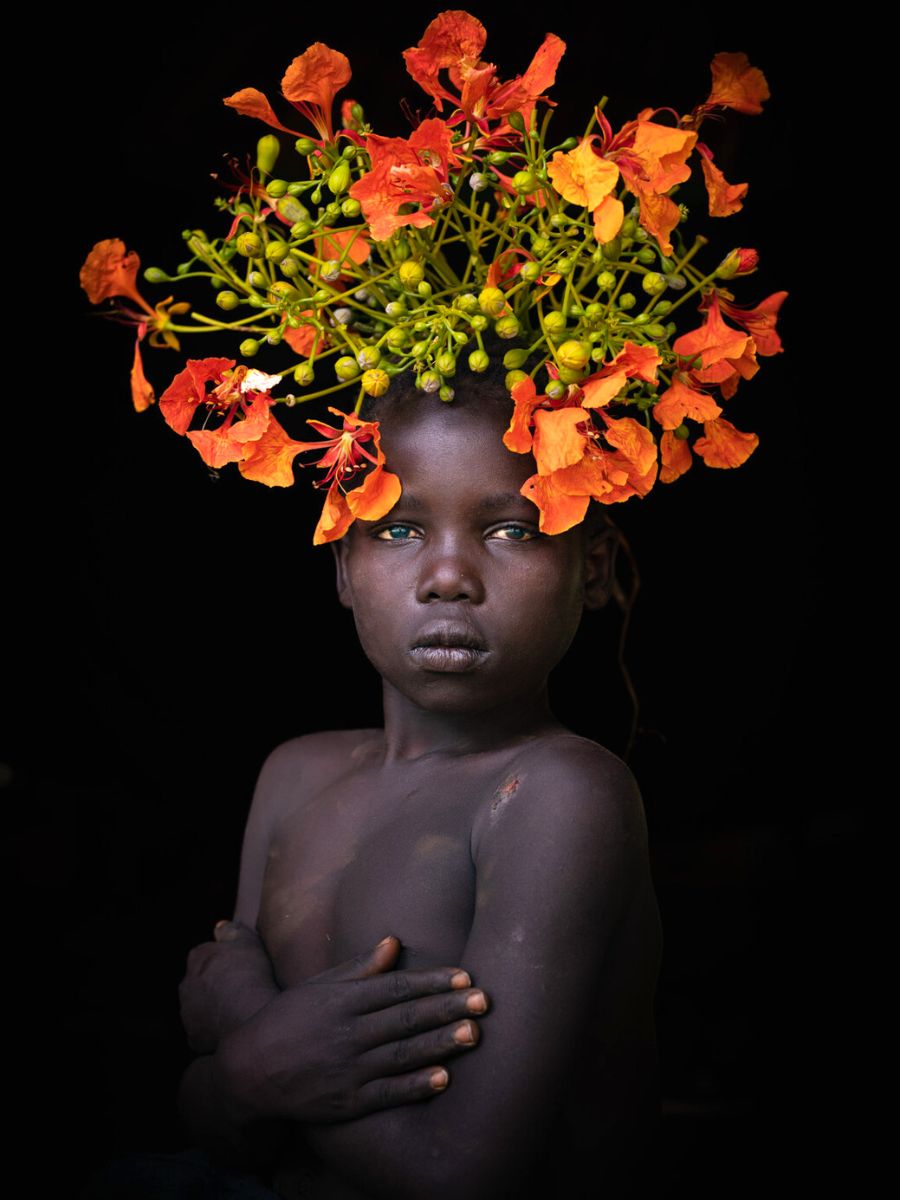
top-left (374, 523), bottom-right (422, 541)
top-left (489, 524), bottom-right (540, 542)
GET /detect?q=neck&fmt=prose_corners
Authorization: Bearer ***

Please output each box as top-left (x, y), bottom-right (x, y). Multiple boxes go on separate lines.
top-left (378, 681), bottom-right (565, 764)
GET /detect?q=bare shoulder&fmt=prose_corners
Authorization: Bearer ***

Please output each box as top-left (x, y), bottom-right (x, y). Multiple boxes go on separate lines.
top-left (484, 732), bottom-right (645, 840)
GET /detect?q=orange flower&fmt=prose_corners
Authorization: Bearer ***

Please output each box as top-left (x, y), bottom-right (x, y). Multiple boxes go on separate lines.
top-left (693, 417), bottom-right (758, 468)
top-left (714, 290), bottom-right (788, 357)
top-left (224, 42), bottom-right (351, 143)
top-left (705, 52), bottom-right (770, 116)
top-left (130, 339), bottom-right (155, 413)
top-left (349, 119), bottom-right (460, 242)
top-left (158, 358), bottom-right (304, 486)
top-left (698, 146), bottom-right (748, 217)
top-left (547, 137), bottom-right (619, 211)
top-left (673, 291), bottom-right (759, 398)
top-left (292, 408), bottom-right (402, 544)
top-left (402, 10), bottom-right (565, 129)
top-left (659, 430), bottom-right (692, 483)
top-left (79, 238), bottom-right (153, 313)
top-left (652, 377), bottom-right (722, 431)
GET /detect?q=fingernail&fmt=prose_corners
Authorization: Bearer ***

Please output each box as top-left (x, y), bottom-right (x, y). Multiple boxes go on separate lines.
top-left (376, 936), bottom-right (394, 948)
top-left (430, 1069), bottom-right (449, 1090)
top-left (453, 1022), bottom-right (475, 1044)
top-left (450, 971), bottom-right (470, 989)
top-left (214, 920), bottom-right (230, 931)
top-left (466, 991), bottom-right (487, 1013)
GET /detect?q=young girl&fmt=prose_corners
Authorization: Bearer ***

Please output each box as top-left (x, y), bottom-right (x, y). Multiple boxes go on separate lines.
top-left (173, 368), bottom-right (663, 1199)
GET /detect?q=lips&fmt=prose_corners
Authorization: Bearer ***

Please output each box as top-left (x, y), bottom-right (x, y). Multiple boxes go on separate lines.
top-left (409, 621), bottom-right (489, 673)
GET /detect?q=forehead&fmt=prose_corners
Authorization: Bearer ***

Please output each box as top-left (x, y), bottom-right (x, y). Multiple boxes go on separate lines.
top-left (374, 393), bottom-right (536, 507)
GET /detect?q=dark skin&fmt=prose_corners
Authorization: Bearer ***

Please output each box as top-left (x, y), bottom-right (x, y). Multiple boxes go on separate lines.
top-left (177, 391), bottom-right (663, 1199)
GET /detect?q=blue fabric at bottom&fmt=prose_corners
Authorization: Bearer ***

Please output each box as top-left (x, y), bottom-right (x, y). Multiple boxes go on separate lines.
top-left (80, 1146), bottom-right (282, 1199)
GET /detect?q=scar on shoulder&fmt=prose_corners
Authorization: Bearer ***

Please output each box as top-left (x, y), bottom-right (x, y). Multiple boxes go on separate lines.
top-left (491, 774), bottom-right (521, 816)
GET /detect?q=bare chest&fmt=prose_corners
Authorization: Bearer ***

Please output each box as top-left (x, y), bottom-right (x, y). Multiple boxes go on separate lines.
top-left (257, 763), bottom-right (492, 987)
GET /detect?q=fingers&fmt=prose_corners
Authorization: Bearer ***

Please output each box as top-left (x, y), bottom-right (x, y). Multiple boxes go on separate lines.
top-left (359, 984), bottom-right (489, 1049)
top-left (213, 919), bottom-right (258, 944)
top-left (359, 1014), bottom-right (482, 1084)
top-left (311, 936), bottom-right (402, 983)
top-left (352, 1065), bottom-right (452, 1117)
top-left (350, 965), bottom-right (476, 1014)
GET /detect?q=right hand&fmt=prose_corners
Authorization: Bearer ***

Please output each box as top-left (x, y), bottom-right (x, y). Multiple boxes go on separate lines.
top-left (216, 935), bottom-right (490, 1125)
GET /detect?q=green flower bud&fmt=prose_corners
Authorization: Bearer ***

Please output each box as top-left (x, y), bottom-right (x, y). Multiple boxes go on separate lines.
top-left (247, 294), bottom-right (266, 308)
top-left (394, 239), bottom-right (411, 262)
top-left (266, 327), bottom-right (284, 346)
top-left (591, 250), bottom-right (605, 265)
top-left (558, 136), bottom-right (579, 151)
top-left (398, 260), bottom-right (425, 288)
top-left (557, 340), bottom-right (590, 371)
top-left (255, 136), bottom-right (280, 175)
top-left (419, 370), bottom-right (442, 393)
top-left (450, 329), bottom-right (469, 346)
top-left (494, 314), bottom-right (520, 339)
top-left (470, 314), bottom-right (488, 331)
top-left (556, 257), bottom-right (573, 275)
top-left (557, 364), bottom-right (584, 385)
top-left (487, 150), bottom-right (511, 165)
top-left (666, 322), bottom-right (677, 337)
top-left (618, 292), bottom-right (636, 310)
top-left (653, 300), bottom-right (672, 315)
top-left (294, 362), bottom-right (315, 386)
top-left (287, 182), bottom-right (306, 196)
top-left (637, 247), bottom-right (656, 264)
top-left (324, 201), bottom-right (342, 220)
top-left (277, 195), bottom-right (310, 225)
top-left (439, 385), bottom-right (455, 403)
top-left (236, 232), bottom-right (263, 258)
top-left (386, 327), bottom-right (409, 350)
top-left (468, 349), bottom-right (490, 372)
top-left (417, 281), bottom-right (433, 298)
top-left (266, 179), bottom-right (289, 199)
top-left (268, 281), bottom-right (300, 303)
top-left (674, 423), bottom-right (690, 440)
top-left (601, 238), bottom-right (622, 262)
top-left (546, 379), bottom-right (566, 400)
top-left (279, 255), bottom-right (301, 278)
top-left (505, 369), bottom-right (528, 391)
top-left (513, 170), bottom-right (538, 193)
top-left (584, 302), bottom-right (603, 319)
top-left (543, 310), bottom-right (567, 336)
top-left (334, 356), bottom-right (360, 381)
top-left (384, 300), bottom-right (407, 319)
top-left (503, 348), bottom-right (530, 370)
top-left (239, 338), bottom-right (260, 357)
top-left (478, 287), bottom-right (506, 316)
top-left (641, 272), bottom-right (666, 296)
top-left (621, 218), bottom-right (637, 239)
top-left (456, 293), bottom-right (479, 314)
top-left (341, 197), bottom-right (362, 218)
top-left (290, 220), bottom-right (313, 239)
top-left (633, 313), bottom-right (650, 325)
top-left (328, 160), bottom-right (351, 195)
top-left (265, 240), bottom-right (290, 261)
top-left (596, 272), bottom-right (616, 292)
top-left (590, 346), bottom-right (604, 363)
top-left (361, 368), bottom-right (390, 397)
top-left (636, 395), bottom-right (653, 411)
top-left (530, 235), bottom-right (550, 256)
top-left (295, 137), bottom-right (317, 156)
top-left (435, 351), bottom-right (457, 375)
top-left (647, 323), bottom-right (668, 339)
top-left (248, 271), bottom-right (267, 288)
top-left (506, 111), bottom-right (526, 133)
top-left (215, 291), bottom-right (240, 311)
top-left (143, 267), bottom-right (170, 284)
top-left (520, 261), bottom-right (541, 283)
top-left (355, 346), bottom-right (380, 370)
top-left (411, 340), bottom-right (430, 359)
top-left (209, 275), bottom-right (227, 290)
top-left (310, 188), bottom-right (322, 205)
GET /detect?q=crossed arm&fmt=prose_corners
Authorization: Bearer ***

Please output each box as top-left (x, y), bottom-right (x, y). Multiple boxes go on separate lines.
top-left (177, 738), bottom-right (657, 1200)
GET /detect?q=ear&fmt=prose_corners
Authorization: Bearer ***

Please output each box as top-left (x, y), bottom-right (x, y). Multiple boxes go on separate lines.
top-left (582, 523), bottom-right (619, 611)
top-left (330, 535), bottom-right (354, 610)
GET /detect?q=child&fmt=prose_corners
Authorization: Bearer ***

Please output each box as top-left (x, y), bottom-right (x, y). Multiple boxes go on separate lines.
top-left (174, 367), bottom-right (664, 1200)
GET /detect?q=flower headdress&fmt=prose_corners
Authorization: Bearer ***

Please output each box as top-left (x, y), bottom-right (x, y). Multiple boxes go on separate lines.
top-left (80, 10), bottom-right (786, 546)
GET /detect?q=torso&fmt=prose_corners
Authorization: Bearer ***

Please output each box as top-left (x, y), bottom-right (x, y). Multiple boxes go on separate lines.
top-left (255, 727), bottom-right (662, 1198)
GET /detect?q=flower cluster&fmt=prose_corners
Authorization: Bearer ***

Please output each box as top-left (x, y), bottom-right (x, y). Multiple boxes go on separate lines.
top-left (80, 9), bottom-right (786, 542)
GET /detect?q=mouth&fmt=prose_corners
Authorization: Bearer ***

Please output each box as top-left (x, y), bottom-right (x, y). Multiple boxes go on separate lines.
top-left (409, 623), bottom-right (490, 673)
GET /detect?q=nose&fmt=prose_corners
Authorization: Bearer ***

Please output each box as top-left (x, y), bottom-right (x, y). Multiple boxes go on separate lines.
top-left (415, 538), bottom-right (485, 604)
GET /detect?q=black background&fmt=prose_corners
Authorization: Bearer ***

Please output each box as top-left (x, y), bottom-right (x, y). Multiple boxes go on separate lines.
top-left (14, 5), bottom-right (857, 1195)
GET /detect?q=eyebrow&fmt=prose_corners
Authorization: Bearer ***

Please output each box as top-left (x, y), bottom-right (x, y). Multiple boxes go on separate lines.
top-left (397, 491), bottom-right (532, 513)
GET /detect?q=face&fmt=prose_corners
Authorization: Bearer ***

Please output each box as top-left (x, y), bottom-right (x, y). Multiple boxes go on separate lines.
top-left (331, 393), bottom-right (610, 716)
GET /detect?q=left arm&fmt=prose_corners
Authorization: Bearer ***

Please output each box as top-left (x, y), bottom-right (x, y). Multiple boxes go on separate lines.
top-left (301, 742), bottom-right (657, 1200)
